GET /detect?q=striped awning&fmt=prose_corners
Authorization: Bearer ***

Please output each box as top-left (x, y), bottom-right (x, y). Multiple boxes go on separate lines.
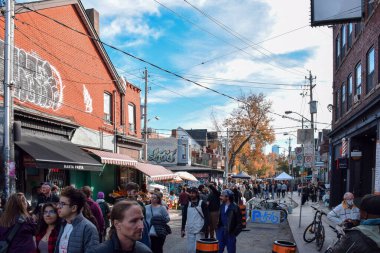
top-left (83, 148), bottom-right (137, 166)
top-left (134, 162), bottom-right (176, 181)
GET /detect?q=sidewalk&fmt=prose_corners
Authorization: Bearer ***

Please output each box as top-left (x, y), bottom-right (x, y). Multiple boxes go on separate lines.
top-left (287, 192), bottom-right (337, 253)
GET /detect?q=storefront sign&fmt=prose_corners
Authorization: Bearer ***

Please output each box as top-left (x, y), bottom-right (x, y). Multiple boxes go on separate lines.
top-left (338, 158), bottom-right (348, 169)
top-left (192, 173), bottom-right (209, 178)
top-left (63, 164), bottom-right (85, 170)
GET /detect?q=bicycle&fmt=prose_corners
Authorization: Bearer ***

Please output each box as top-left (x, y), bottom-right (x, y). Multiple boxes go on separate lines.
top-left (303, 205), bottom-right (327, 251)
top-left (251, 198), bottom-right (288, 223)
top-left (324, 225), bottom-right (344, 253)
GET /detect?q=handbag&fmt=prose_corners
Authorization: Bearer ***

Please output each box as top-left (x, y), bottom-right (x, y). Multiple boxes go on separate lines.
top-left (0, 217), bottom-right (25, 253)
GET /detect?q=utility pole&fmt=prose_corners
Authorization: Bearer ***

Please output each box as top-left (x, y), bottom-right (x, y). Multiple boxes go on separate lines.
top-left (3, 0), bottom-right (15, 199)
top-left (143, 68), bottom-right (148, 161)
top-left (224, 128), bottom-right (229, 185)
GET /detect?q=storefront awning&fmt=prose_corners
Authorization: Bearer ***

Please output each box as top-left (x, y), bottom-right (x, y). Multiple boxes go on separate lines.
top-left (134, 162), bottom-right (176, 181)
top-left (83, 148), bottom-right (137, 166)
top-left (15, 136), bottom-right (102, 171)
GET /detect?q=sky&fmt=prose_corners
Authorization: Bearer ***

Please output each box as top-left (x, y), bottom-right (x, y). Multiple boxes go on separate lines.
top-left (34, 0), bottom-right (333, 153)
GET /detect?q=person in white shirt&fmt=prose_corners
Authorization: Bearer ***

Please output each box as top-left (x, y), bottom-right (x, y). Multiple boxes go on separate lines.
top-left (327, 192), bottom-right (360, 228)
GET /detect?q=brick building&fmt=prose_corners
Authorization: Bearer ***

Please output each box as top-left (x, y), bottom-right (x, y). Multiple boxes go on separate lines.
top-left (329, 0), bottom-right (379, 206)
top-left (0, 0), bottom-right (174, 201)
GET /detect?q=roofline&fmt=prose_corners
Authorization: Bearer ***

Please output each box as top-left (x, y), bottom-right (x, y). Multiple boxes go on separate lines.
top-left (14, 0), bottom-right (126, 94)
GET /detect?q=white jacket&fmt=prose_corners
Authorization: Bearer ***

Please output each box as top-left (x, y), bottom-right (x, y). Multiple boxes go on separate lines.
top-left (327, 202), bottom-right (360, 225)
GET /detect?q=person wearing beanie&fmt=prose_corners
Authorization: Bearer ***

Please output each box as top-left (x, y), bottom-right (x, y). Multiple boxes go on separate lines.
top-left (216, 189), bottom-right (242, 253)
top-left (96, 192), bottom-right (110, 240)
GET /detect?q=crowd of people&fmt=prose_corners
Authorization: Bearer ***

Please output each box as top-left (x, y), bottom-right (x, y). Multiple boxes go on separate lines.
top-left (0, 180), bottom-right (379, 253)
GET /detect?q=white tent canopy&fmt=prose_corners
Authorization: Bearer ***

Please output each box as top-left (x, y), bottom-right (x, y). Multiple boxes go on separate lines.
top-left (175, 171), bottom-right (198, 182)
top-left (274, 172), bottom-right (293, 180)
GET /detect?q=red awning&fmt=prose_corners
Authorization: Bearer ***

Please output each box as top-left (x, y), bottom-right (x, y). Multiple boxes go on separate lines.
top-left (134, 162), bottom-right (176, 181)
top-left (83, 148), bottom-right (137, 166)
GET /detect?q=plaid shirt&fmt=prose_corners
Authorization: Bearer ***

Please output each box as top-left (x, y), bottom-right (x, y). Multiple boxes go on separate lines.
top-left (36, 225), bottom-right (60, 253)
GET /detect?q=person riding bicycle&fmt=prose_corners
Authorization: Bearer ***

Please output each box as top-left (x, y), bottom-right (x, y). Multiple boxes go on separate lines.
top-left (330, 194), bottom-right (380, 253)
top-left (327, 192), bottom-right (360, 229)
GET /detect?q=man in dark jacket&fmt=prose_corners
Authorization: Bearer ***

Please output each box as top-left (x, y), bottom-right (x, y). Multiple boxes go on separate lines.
top-left (90, 201), bottom-right (152, 253)
top-left (34, 182), bottom-right (59, 215)
top-left (82, 186), bottom-right (105, 239)
top-left (330, 194), bottom-right (380, 253)
top-left (217, 189), bottom-right (242, 253)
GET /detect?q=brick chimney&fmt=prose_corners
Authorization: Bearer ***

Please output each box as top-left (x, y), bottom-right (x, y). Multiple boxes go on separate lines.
top-left (171, 129), bottom-right (177, 138)
top-left (85, 8), bottom-right (100, 35)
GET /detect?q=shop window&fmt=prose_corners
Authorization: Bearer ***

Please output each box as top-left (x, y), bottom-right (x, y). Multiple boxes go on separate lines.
top-left (128, 103), bottom-right (136, 133)
top-left (355, 62), bottom-right (362, 96)
top-left (341, 83), bottom-right (346, 115)
top-left (347, 23), bottom-right (353, 48)
top-left (366, 47), bottom-right (375, 93)
top-left (347, 74), bottom-right (353, 109)
top-left (104, 92), bottom-right (112, 123)
top-left (341, 25), bottom-right (346, 56)
top-left (335, 35), bottom-right (341, 68)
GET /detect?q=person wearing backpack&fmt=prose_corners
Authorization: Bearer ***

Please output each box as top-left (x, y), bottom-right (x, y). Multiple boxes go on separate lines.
top-left (0, 192), bottom-right (37, 253)
top-left (96, 192), bottom-right (110, 240)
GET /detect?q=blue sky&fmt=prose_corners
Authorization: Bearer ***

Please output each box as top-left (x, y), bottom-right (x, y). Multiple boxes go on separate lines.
top-left (79, 0), bottom-right (333, 152)
top-left (22, 0), bottom-right (334, 152)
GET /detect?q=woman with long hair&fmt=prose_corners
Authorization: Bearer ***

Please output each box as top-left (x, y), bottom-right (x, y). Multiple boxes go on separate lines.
top-left (0, 192), bottom-right (37, 253)
top-left (35, 203), bottom-right (61, 253)
top-left (91, 200), bottom-right (152, 252)
top-left (146, 193), bottom-right (170, 253)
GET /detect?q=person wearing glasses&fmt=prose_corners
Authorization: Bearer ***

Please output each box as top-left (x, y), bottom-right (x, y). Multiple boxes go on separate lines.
top-left (0, 192), bottom-right (37, 253)
top-left (36, 203), bottom-right (61, 253)
top-left (55, 186), bottom-right (99, 253)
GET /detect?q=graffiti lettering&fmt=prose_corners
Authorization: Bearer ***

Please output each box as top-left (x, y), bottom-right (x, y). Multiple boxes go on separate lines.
top-left (148, 148), bottom-right (177, 164)
top-left (251, 210), bottom-right (280, 224)
top-left (0, 39), bottom-right (63, 111)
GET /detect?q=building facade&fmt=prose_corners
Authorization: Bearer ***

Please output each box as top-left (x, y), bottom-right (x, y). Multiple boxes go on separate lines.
top-left (0, 0), bottom-right (155, 201)
top-left (329, 0), bottom-right (379, 206)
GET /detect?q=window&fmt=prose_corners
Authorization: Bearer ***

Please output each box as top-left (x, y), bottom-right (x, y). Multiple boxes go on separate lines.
top-left (355, 63), bottom-right (362, 95)
top-left (341, 83), bottom-right (346, 115)
top-left (120, 95), bottom-right (125, 126)
top-left (347, 23), bottom-right (353, 48)
top-left (367, 0), bottom-right (374, 17)
top-left (366, 47), bottom-right (375, 93)
top-left (354, 22), bottom-right (362, 37)
top-left (335, 90), bottom-right (340, 120)
top-left (128, 103), bottom-right (136, 133)
top-left (347, 74), bottom-right (353, 108)
top-left (336, 35), bottom-right (341, 68)
top-left (104, 92), bottom-right (112, 123)
top-left (341, 25), bottom-right (346, 55)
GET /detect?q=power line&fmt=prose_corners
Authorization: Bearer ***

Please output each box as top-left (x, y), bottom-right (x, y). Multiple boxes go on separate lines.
top-left (183, 0), bottom-right (308, 76)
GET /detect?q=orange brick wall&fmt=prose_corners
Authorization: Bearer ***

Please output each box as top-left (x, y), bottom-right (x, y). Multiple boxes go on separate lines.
top-left (0, 4), bottom-right (141, 138)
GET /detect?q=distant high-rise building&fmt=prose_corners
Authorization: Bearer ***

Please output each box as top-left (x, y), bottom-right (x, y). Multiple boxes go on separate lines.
top-left (272, 145), bottom-right (280, 155)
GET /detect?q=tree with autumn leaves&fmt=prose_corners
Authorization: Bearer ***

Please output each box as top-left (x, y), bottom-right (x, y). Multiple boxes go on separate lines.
top-left (223, 92), bottom-right (276, 177)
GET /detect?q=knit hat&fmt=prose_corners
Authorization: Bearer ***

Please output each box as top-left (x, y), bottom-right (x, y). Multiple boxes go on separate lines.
top-left (354, 194), bottom-right (380, 215)
top-left (97, 192), bottom-right (105, 199)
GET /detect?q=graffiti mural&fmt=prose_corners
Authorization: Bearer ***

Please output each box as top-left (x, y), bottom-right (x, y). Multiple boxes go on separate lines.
top-left (83, 85), bottom-right (93, 113)
top-left (0, 39), bottom-right (64, 111)
top-left (148, 138), bottom-right (178, 165)
top-left (148, 148), bottom-right (177, 164)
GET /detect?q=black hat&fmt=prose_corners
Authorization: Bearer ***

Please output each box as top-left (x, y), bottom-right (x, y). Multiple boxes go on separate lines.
top-left (353, 194), bottom-right (380, 215)
top-left (188, 187), bottom-right (199, 193)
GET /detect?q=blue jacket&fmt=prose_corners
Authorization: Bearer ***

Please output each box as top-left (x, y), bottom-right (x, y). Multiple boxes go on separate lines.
top-left (54, 213), bottom-right (99, 253)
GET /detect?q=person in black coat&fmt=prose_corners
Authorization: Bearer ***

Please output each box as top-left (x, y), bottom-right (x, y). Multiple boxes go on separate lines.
top-left (90, 201), bottom-right (152, 253)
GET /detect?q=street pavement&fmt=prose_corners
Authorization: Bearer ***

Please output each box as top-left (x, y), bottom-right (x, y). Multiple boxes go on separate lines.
top-left (287, 192), bottom-right (338, 253)
top-left (163, 193), bottom-right (339, 253)
top-left (164, 198), bottom-right (295, 253)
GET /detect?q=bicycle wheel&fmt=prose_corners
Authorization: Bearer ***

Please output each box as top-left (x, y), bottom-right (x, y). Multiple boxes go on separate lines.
top-left (303, 222), bottom-right (317, 242)
top-left (316, 224), bottom-right (325, 251)
top-left (279, 209), bottom-right (288, 223)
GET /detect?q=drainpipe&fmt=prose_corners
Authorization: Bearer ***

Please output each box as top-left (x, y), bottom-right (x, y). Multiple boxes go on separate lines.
top-left (113, 90), bottom-right (117, 153)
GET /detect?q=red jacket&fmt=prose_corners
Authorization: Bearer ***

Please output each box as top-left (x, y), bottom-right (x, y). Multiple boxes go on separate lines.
top-left (35, 225), bottom-right (60, 253)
